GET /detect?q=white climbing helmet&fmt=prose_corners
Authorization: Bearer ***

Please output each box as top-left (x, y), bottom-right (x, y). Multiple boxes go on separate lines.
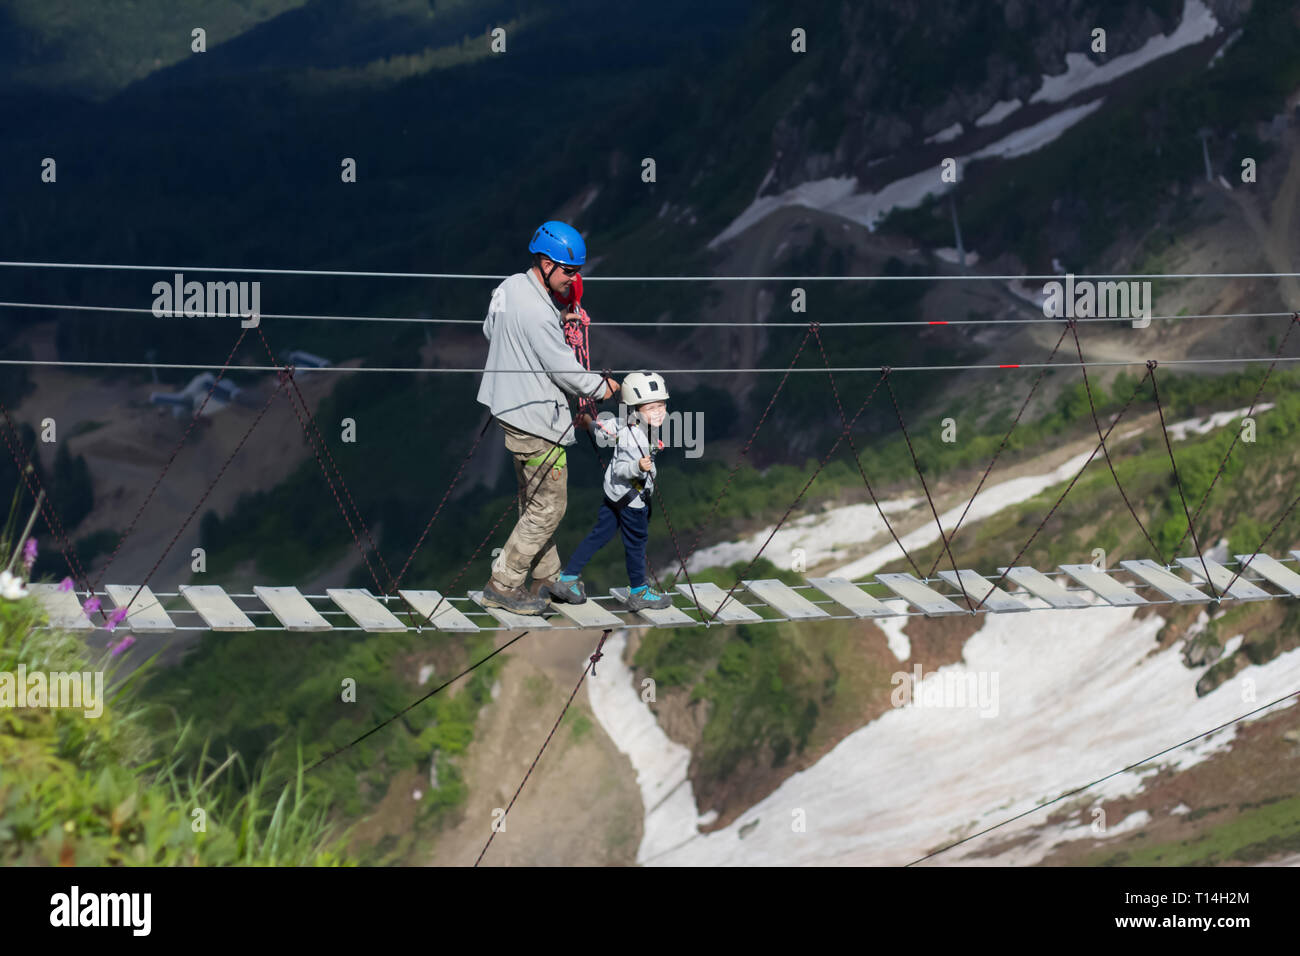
top-left (620, 370), bottom-right (669, 406)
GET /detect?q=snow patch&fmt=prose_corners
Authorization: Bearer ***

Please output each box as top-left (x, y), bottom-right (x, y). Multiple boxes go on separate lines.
top-left (711, 99), bottom-right (1106, 246)
top-left (709, 176), bottom-right (858, 248)
top-left (970, 99), bottom-right (1105, 160)
top-left (874, 605), bottom-right (913, 661)
top-left (1030, 0), bottom-right (1219, 104)
top-left (585, 630), bottom-right (712, 863)
top-left (975, 98), bottom-right (1022, 127)
top-left (1050, 808), bottom-right (1152, 849)
top-left (1184, 609), bottom-right (1211, 641)
top-left (935, 247), bottom-right (980, 265)
top-left (681, 497), bottom-right (920, 575)
top-left (925, 122), bottom-right (963, 144)
top-left (645, 607), bottom-right (1300, 865)
top-left (830, 444), bottom-right (1111, 580)
top-left (1208, 28), bottom-right (1242, 68)
top-left (1167, 404), bottom-right (1273, 441)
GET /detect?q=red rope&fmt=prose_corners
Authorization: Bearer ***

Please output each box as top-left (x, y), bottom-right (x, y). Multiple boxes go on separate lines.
top-left (561, 273), bottom-right (599, 421)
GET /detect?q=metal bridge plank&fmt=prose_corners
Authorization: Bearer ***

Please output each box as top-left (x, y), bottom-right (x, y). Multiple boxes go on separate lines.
top-left (674, 582), bottom-right (763, 623)
top-left (327, 588), bottom-right (407, 632)
top-left (996, 566), bottom-right (1091, 609)
top-left (254, 586), bottom-right (332, 631)
top-left (104, 584), bottom-right (175, 632)
top-left (1118, 560), bottom-right (1211, 604)
top-left (742, 579), bottom-right (829, 620)
top-left (806, 577), bottom-right (900, 619)
top-left (179, 585), bottom-right (256, 630)
top-left (875, 573), bottom-right (964, 616)
top-left (548, 597), bottom-right (625, 629)
top-left (397, 590), bottom-right (479, 632)
top-left (1236, 553), bottom-right (1300, 597)
top-left (1057, 565), bottom-right (1147, 606)
top-left (28, 583), bottom-right (95, 630)
top-left (1173, 557), bottom-right (1272, 602)
top-left (937, 570), bottom-right (1030, 613)
top-left (468, 590), bottom-right (553, 629)
top-left (611, 588), bottom-right (696, 627)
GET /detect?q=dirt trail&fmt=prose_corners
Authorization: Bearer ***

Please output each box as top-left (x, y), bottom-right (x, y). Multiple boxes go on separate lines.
top-left (423, 628), bottom-right (642, 866)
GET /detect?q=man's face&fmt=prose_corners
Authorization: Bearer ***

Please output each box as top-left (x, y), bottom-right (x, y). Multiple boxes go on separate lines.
top-left (541, 256), bottom-right (578, 295)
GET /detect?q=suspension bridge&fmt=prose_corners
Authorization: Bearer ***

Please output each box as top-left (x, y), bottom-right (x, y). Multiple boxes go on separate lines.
top-left (5, 257), bottom-right (1300, 865)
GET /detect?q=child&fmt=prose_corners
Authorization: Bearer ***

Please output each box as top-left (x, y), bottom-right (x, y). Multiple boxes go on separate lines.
top-left (548, 371), bottom-right (673, 611)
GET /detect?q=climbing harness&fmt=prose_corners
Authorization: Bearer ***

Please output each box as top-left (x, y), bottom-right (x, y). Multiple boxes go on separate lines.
top-left (524, 445), bottom-right (566, 480)
top-left (609, 427), bottom-right (664, 510)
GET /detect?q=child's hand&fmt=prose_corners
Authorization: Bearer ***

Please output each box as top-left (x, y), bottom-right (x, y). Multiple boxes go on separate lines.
top-left (638, 456), bottom-right (652, 472)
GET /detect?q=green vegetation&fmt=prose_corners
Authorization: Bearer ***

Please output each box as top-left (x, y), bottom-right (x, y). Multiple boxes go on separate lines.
top-left (1, 0), bottom-right (308, 98)
top-left (564, 708), bottom-right (593, 743)
top-left (1086, 792), bottom-right (1300, 865)
top-left (898, 383), bottom-right (1300, 590)
top-left (0, 499), bottom-right (354, 864)
top-left (143, 625), bottom-right (504, 834)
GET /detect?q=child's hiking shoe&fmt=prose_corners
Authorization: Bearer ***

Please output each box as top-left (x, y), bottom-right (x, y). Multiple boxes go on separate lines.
top-left (625, 584), bottom-right (671, 611)
top-left (542, 573), bottom-right (587, 604)
top-left (482, 577), bottom-right (548, 615)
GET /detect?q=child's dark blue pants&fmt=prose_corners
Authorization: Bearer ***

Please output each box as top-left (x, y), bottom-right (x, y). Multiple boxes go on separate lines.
top-left (563, 497), bottom-right (650, 588)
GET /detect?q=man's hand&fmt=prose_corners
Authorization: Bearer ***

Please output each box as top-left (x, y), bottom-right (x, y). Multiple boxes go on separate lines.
top-left (574, 412), bottom-right (593, 431)
top-left (602, 377), bottom-right (620, 401)
top-left (638, 455), bottom-right (652, 472)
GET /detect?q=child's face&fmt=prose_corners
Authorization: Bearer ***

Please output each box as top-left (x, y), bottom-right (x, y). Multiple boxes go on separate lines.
top-left (638, 401), bottom-right (667, 427)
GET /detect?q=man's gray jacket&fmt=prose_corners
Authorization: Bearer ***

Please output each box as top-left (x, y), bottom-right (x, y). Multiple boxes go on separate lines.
top-left (476, 270), bottom-right (606, 446)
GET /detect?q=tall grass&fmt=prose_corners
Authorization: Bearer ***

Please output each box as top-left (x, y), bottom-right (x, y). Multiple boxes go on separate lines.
top-left (0, 491), bottom-right (355, 866)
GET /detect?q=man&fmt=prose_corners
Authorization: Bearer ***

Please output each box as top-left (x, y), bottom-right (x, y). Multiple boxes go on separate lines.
top-left (476, 220), bottom-right (620, 614)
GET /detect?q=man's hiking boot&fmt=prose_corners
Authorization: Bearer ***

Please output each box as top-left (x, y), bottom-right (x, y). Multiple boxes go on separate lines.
top-left (625, 584), bottom-right (671, 611)
top-left (539, 574), bottom-right (587, 605)
top-left (481, 578), bottom-right (548, 615)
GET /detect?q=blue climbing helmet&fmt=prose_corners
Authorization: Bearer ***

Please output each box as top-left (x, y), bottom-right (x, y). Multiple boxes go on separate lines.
top-left (528, 220), bottom-right (586, 266)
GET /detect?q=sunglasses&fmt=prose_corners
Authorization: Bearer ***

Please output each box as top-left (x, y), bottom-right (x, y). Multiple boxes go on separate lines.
top-left (555, 262), bottom-right (581, 276)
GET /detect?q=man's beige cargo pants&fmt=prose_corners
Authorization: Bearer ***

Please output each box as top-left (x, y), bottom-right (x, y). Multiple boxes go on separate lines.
top-left (490, 420), bottom-right (568, 590)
